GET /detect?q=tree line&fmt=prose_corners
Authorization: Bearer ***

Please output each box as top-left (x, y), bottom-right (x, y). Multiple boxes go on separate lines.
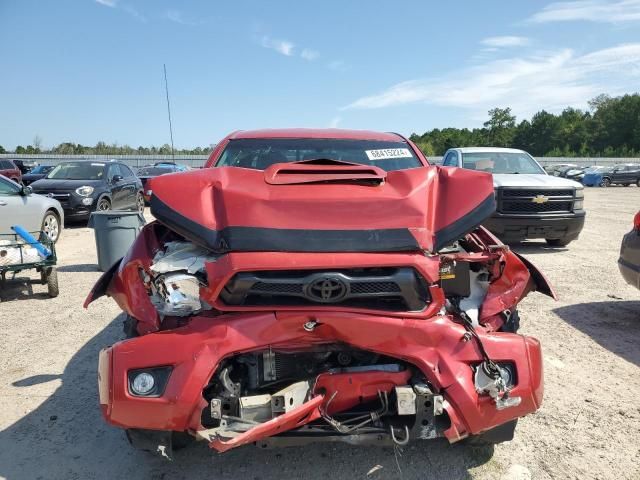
top-left (410, 93), bottom-right (640, 157)
top-left (2, 93), bottom-right (639, 157)
top-left (0, 141), bottom-right (213, 156)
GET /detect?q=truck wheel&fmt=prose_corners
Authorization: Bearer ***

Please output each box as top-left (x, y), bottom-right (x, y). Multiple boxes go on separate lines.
top-left (44, 267), bottom-right (59, 297)
top-left (546, 237), bottom-right (573, 247)
top-left (499, 310), bottom-right (520, 333)
top-left (123, 315), bottom-right (139, 339)
top-left (600, 177), bottom-right (611, 187)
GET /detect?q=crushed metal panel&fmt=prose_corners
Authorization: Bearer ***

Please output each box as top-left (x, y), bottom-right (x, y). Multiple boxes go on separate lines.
top-left (150, 241), bottom-right (218, 274)
top-left (239, 394), bottom-right (273, 422)
top-left (271, 381), bottom-right (311, 414)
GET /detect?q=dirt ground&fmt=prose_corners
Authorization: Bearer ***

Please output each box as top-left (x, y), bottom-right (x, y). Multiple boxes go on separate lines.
top-left (0, 188), bottom-right (639, 480)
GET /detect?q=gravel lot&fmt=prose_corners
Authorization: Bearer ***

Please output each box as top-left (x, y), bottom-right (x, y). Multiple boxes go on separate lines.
top-left (0, 188), bottom-right (639, 480)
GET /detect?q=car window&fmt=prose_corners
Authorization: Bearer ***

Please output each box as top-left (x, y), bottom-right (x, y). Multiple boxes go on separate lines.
top-left (0, 160), bottom-right (10, 169)
top-left (108, 164), bottom-right (123, 179)
top-left (442, 152), bottom-right (454, 167)
top-left (137, 166), bottom-right (175, 176)
top-left (0, 176), bottom-right (21, 195)
top-left (48, 162), bottom-right (106, 180)
top-left (120, 165), bottom-right (135, 177)
top-left (461, 152), bottom-right (545, 174)
top-left (216, 138), bottom-right (423, 171)
top-left (30, 165), bottom-right (53, 174)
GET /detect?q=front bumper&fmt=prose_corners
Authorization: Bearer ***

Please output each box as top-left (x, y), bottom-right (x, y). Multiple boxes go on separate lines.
top-left (619, 230), bottom-right (640, 289)
top-left (98, 311), bottom-right (543, 450)
top-left (483, 212), bottom-right (585, 242)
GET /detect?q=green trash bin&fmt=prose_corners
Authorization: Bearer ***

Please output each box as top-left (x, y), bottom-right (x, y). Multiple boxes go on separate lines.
top-left (88, 211), bottom-right (146, 272)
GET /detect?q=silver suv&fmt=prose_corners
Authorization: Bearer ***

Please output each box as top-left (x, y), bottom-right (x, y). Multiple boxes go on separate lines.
top-left (442, 147), bottom-right (585, 246)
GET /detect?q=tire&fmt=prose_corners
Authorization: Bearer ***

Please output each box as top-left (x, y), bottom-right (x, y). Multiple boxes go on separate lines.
top-left (123, 315), bottom-right (139, 339)
top-left (136, 193), bottom-right (145, 214)
top-left (499, 310), bottom-right (520, 333)
top-left (41, 211), bottom-right (61, 243)
top-left (636, 179), bottom-right (640, 187)
top-left (97, 197), bottom-right (111, 212)
top-left (623, 184), bottom-right (631, 187)
top-left (600, 177), bottom-right (611, 187)
top-left (44, 267), bottom-right (59, 297)
top-left (546, 237), bottom-right (573, 247)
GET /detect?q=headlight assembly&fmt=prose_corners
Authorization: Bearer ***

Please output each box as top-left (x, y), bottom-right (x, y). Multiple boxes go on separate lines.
top-left (75, 186), bottom-right (95, 197)
top-left (153, 273), bottom-right (203, 316)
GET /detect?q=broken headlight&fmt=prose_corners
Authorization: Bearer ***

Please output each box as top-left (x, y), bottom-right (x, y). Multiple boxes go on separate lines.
top-left (153, 273), bottom-right (203, 316)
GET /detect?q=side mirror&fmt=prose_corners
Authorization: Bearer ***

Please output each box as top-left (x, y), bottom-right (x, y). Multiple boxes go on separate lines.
top-left (112, 175), bottom-right (123, 183)
top-left (20, 185), bottom-right (33, 196)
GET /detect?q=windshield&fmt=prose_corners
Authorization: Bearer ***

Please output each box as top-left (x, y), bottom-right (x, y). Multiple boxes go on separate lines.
top-left (462, 152), bottom-right (545, 174)
top-left (215, 139), bottom-right (423, 171)
top-left (47, 162), bottom-right (106, 180)
top-left (31, 165), bottom-right (53, 174)
top-left (137, 166), bottom-right (175, 176)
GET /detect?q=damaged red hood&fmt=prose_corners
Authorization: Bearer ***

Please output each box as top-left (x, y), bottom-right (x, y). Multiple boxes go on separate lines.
top-left (148, 163), bottom-right (495, 253)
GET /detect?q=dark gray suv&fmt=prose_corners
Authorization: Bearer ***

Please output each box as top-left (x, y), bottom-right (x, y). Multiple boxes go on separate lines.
top-left (30, 161), bottom-right (144, 222)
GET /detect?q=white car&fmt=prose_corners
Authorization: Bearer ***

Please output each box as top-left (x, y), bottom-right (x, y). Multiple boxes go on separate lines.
top-left (441, 147), bottom-right (585, 246)
top-left (0, 174), bottom-right (64, 242)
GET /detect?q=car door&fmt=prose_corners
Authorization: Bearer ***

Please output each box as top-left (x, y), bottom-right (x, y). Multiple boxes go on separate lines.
top-left (107, 164), bottom-right (125, 208)
top-left (119, 164), bottom-right (138, 209)
top-left (626, 165), bottom-right (640, 183)
top-left (0, 176), bottom-right (42, 234)
top-left (611, 165), bottom-right (629, 183)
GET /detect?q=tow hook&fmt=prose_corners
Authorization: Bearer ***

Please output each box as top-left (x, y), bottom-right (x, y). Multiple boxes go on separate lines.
top-left (303, 319), bottom-right (320, 332)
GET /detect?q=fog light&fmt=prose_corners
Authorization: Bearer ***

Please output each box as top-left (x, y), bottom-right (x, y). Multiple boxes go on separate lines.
top-left (128, 367), bottom-right (172, 397)
top-left (131, 372), bottom-right (155, 395)
top-left (82, 197), bottom-right (93, 206)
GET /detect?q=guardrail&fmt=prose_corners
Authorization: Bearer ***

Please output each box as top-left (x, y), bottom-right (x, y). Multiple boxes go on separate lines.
top-left (1, 153), bottom-right (638, 169)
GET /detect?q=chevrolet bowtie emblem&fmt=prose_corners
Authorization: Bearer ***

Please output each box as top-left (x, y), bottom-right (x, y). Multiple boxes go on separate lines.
top-left (532, 195), bottom-right (549, 204)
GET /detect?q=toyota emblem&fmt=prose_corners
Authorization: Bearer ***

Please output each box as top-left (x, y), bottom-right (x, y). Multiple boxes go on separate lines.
top-left (306, 276), bottom-right (347, 303)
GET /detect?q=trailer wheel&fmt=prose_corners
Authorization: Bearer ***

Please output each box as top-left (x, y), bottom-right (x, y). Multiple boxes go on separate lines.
top-left (44, 267), bottom-right (59, 297)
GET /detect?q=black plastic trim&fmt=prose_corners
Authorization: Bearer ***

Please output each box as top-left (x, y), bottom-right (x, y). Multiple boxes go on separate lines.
top-left (150, 195), bottom-right (421, 253)
top-left (433, 193), bottom-right (496, 251)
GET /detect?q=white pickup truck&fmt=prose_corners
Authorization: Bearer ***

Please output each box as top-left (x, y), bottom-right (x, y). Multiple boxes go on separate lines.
top-left (441, 147), bottom-right (585, 246)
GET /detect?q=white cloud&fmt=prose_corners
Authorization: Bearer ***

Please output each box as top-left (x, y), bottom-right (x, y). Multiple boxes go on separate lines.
top-left (165, 9), bottom-right (200, 26)
top-left (95, 0), bottom-right (145, 22)
top-left (342, 43), bottom-right (640, 120)
top-left (329, 116), bottom-right (342, 128)
top-left (261, 36), bottom-right (294, 56)
top-left (481, 36), bottom-right (530, 48)
top-left (528, 0), bottom-right (640, 23)
top-left (301, 49), bottom-right (319, 61)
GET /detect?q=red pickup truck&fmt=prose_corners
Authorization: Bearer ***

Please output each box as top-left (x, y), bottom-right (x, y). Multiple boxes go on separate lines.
top-left (86, 128), bottom-right (554, 459)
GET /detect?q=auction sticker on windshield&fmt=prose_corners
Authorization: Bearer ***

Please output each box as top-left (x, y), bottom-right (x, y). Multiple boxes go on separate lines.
top-left (365, 148), bottom-right (412, 161)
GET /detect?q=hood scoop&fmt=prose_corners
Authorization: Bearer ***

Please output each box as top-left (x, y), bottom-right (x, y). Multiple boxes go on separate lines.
top-left (264, 160), bottom-right (386, 185)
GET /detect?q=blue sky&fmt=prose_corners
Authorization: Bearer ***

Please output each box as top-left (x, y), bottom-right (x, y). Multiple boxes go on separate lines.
top-left (1, 0), bottom-right (640, 149)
